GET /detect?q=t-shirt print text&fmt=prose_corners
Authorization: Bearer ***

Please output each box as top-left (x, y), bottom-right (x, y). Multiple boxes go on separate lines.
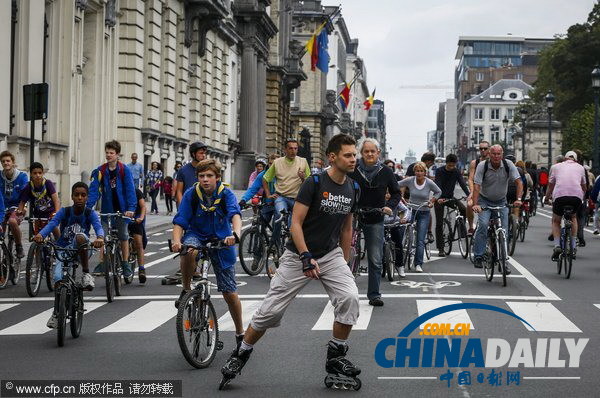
top-left (320, 191), bottom-right (352, 215)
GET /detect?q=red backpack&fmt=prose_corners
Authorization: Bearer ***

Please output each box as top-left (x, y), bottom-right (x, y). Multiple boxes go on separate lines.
top-left (539, 170), bottom-right (549, 186)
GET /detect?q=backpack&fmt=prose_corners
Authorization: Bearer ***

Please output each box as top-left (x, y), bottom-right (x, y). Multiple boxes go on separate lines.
top-left (482, 159), bottom-right (510, 183)
top-left (97, 162), bottom-right (126, 193)
top-left (539, 170), bottom-right (549, 186)
top-left (60, 206), bottom-right (92, 233)
top-left (312, 173), bottom-right (360, 207)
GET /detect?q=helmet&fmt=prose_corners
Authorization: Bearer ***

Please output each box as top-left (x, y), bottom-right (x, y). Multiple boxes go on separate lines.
top-left (255, 158), bottom-right (267, 167)
top-left (189, 141), bottom-right (207, 158)
top-left (505, 155), bottom-right (516, 163)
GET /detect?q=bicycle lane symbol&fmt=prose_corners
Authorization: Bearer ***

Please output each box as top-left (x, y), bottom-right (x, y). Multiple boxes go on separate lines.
top-left (390, 280), bottom-right (461, 292)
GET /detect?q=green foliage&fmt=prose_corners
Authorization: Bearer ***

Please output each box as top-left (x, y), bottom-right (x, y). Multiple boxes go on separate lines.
top-left (562, 104), bottom-right (595, 160)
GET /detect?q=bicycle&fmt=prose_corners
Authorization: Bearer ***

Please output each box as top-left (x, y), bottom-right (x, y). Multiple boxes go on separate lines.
top-left (438, 197), bottom-right (469, 259)
top-left (99, 212), bottom-right (134, 302)
top-left (238, 203), bottom-right (273, 276)
top-left (127, 235), bottom-right (139, 276)
top-left (25, 217), bottom-right (55, 297)
top-left (557, 205), bottom-right (576, 279)
top-left (348, 207), bottom-right (383, 277)
top-left (265, 209), bottom-right (290, 279)
top-left (507, 203), bottom-right (523, 256)
top-left (402, 202), bottom-right (433, 271)
top-left (170, 238), bottom-right (233, 369)
top-left (381, 219), bottom-right (402, 281)
top-left (1, 206), bottom-right (22, 286)
top-left (48, 241), bottom-right (95, 347)
top-left (479, 206), bottom-right (510, 287)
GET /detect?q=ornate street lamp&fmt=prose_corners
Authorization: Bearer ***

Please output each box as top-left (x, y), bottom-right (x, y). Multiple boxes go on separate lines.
top-left (545, 91), bottom-right (555, 168)
top-left (502, 115), bottom-right (509, 153)
top-left (519, 108), bottom-right (528, 161)
top-left (592, 65), bottom-right (600, 174)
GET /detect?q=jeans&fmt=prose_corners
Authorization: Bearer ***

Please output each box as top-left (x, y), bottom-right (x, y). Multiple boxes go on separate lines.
top-left (389, 225), bottom-right (406, 267)
top-left (272, 196), bottom-right (294, 246)
top-left (149, 189), bottom-right (159, 213)
top-left (53, 234), bottom-right (92, 283)
top-left (473, 197), bottom-right (508, 258)
top-left (165, 194), bottom-right (173, 213)
top-left (412, 210), bottom-right (431, 266)
top-left (361, 221), bottom-right (384, 300)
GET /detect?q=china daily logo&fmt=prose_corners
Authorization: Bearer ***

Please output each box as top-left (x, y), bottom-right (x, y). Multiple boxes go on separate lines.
top-left (375, 303), bottom-right (588, 369)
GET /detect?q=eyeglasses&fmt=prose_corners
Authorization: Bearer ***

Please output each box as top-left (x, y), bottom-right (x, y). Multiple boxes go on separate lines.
top-left (479, 147), bottom-right (489, 151)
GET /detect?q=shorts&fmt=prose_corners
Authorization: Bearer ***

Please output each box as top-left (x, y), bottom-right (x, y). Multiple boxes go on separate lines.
top-left (101, 215), bottom-right (129, 241)
top-left (552, 196), bottom-right (582, 217)
top-left (128, 221), bottom-right (144, 236)
top-left (182, 233), bottom-right (237, 293)
top-left (53, 234), bottom-right (93, 283)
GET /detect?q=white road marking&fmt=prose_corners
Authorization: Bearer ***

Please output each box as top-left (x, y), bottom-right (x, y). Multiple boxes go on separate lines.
top-left (217, 300), bottom-right (262, 331)
top-left (147, 241), bottom-right (168, 245)
top-left (97, 301), bottom-right (176, 333)
top-left (0, 302), bottom-right (105, 335)
top-left (144, 252), bottom-right (157, 257)
top-left (312, 300), bottom-right (373, 330)
top-left (416, 300), bottom-right (474, 329)
top-left (505, 302), bottom-right (581, 333)
top-left (507, 257), bottom-right (560, 300)
top-left (159, 247), bottom-right (169, 251)
top-left (152, 232), bottom-right (164, 236)
top-left (0, 303), bottom-right (19, 312)
top-left (537, 209), bottom-right (596, 234)
top-left (144, 254), bottom-right (176, 269)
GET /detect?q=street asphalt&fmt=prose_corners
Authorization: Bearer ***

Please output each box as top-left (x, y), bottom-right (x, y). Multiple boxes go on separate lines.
top-left (1, 199), bottom-right (599, 398)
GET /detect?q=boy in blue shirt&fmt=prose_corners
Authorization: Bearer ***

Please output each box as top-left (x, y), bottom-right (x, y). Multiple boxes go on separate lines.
top-left (87, 140), bottom-right (137, 281)
top-left (171, 159), bottom-right (244, 346)
top-left (34, 182), bottom-right (104, 328)
top-left (0, 150), bottom-right (28, 257)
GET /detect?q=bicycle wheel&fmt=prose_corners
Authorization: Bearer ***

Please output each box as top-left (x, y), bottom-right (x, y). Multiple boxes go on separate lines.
top-left (25, 243), bottom-right (43, 297)
top-left (70, 289), bottom-right (84, 338)
top-left (442, 219), bottom-right (453, 256)
top-left (403, 227), bottom-right (413, 270)
top-left (565, 235), bottom-right (573, 279)
top-left (56, 285), bottom-right (68, 347)
top-left (498, 233), bottom-right (508, 287)
top-left (128, 239), bottom-right (138, 275)
top-left (519, 223), bottom-right (526, 242)
top-left (557, 252), bottom-right (563, 275)
top-left (0, 243), bottom-right (10, 289)
top-left (359, 232), bottom-right (366, 260)
top-left (45, 249), bottom-right (55, 292)
top-left (176, 289), bottom-right (219, 369)
top-left (114, 250), bottom-right (124, 294)
top-left (384, 241), bottom-right (395, 281)
top-left (468, 236), bottom-right (475, 264)
top-left (425, 238), bottom-right (431, 260)
top-left (8, 237), bottom-right (20, 285)
top-left (457, 219), bottom-right (469, 259)
top-left (265, 243), bottom-right (281, 279)
top-left (483, 240), bottom-right (494, 282)
top-left (508, 217), bottom-right (517, 256)
top-left (239, 228), bottom-right (267, 276)
top-left (104, 251), bottom-right (115, 302)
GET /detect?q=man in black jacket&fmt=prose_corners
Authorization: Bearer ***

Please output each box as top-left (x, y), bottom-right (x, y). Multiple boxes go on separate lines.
top-left (349, 138), bottom-right (401, 307)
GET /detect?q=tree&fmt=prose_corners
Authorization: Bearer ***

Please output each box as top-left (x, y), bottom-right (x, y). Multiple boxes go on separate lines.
top-left (562, 104), bottom-right (595, 159)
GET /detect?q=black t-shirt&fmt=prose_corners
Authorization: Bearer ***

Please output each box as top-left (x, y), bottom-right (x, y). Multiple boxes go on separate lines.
top-left (109, 168), bottom-right (121, 212)
top-left (134, 188), bottom-right (143, 217)
top-left (286, 172), bottom-right (358, 258)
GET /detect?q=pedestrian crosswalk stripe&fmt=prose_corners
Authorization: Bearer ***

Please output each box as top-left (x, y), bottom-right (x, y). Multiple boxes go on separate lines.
top-left (505, 302), bottom-right (582, 333)
top-left (312, 300), bottom-right (373, 330)
top-left (416, 300), bottom-right (474, 330)
top-left (594, 304), bottom-right (600, 311)
top-left (217, 300), bottom-right (262, 332)
top-left (0, 302), bottom-right (106, 335)
top-left (0, 303), bottom-right (19, 313)
top-left (97, 301), bottom-right (176, 333)
top-left (144, 252), bottom-right (157, 257)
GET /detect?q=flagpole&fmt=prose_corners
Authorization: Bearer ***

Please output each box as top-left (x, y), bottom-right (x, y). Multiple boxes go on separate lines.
top-left (335, 69), bottom-right (361, 102)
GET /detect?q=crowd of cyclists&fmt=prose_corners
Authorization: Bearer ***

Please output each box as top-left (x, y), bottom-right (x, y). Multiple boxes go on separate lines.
top-left (2, 132), bottom-right (600, 390)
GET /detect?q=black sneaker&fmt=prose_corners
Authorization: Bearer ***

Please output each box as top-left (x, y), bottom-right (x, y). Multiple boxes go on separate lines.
top-left (16, 245), bottom-right (24, 259)
top-left (547, 234), bottom-right (554, 241)
top-left (369, 297), bottom-right (384, 307)
top-left (473, 257), bottom-right (484, 268)
top-left (578, 238), bottom-right (586, 247)
top-left (438, 250), bottom-right (446, 257)
top-left (174, 290), bottom-right (188, 309)
top-left (427, 232), bottom-right (434, 244)
top-left (551, 247), bottom-right (562, 261)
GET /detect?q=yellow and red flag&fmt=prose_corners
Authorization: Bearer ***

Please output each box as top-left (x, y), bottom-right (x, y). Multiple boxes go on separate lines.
top-left (363, 88), bottom-right (376, 110)
top-left (339, 83), bottom-right (351, 111)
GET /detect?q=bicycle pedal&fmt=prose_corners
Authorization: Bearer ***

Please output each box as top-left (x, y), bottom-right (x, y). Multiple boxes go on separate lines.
top-left (216, 340), bottom-right (224, 351)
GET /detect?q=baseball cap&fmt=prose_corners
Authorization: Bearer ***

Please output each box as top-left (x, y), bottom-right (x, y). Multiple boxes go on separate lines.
top-left (564, 151), bottom-right (577, 161)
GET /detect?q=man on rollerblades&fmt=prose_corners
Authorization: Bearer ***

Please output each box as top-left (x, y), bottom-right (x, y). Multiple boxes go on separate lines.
top-left (219, 134), bottom-right (362, 390)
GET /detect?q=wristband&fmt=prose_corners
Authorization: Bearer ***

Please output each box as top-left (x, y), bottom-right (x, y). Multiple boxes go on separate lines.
top-left (299, 251), bottom-right (315, 272)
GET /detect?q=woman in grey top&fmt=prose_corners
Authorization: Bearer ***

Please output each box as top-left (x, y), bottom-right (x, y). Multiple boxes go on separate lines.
top-left (398, 162), bottom-right (442, 272)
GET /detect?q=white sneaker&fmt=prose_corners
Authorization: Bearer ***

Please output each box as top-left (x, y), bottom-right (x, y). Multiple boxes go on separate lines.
top-left (47, 314), bottom-right (57, 329)
top-left (81, 273), bottom-right (95, 290)
top-left (398, 266), bottom-right (406, 278)
top-left (415, 265), bottom-right (423, 273)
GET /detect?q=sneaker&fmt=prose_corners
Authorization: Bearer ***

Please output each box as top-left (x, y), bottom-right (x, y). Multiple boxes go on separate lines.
top-left (504, 267), bottom-right (512, 275)
top-left (122, 262), bottom-right (133, 283)
top-left (547, 233), bottom-right (554, 241)
top-left (92, 262), bottom-right (105, 276)
top-left (467, 228), bottom-right (475, 236)
top-left (473, 257), bottom-right (484, 268)
top-left (369, 297), bottom-right (384, 307)
top-left (438, 250), bottom-right (446, 257)
top-left (427, 232), bottom-right (434, 244)
top-left (138, 268), bottom-right (146, 284)
top-left (578, 238), bottom-right (586, 247)
top-left (81, 273), bottom-right (95, 290)
top-left (594, 230), bottom-right (599, 235)
top-left (46, 314), bottom-right (57, 329)
top-left (415, 265), bottom-right (423, 273)
top-left (398, 266), bottom-right (406, 278)
top-left (551, 247), bottom-right (562, 261)
top-left (175, 290), bottom-right (188, 309)
top-left (16, 244), bottom-right (24, 259)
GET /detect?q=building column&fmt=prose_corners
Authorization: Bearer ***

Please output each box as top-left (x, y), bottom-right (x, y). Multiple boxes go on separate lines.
top-left (257, 55), bottom-right (266, 156)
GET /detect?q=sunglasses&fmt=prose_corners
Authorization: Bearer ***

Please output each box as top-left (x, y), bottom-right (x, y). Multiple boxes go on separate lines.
top-left (479, 147), bottom-right (489, 151)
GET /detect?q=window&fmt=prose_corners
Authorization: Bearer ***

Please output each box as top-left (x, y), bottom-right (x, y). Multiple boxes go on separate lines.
top-left (475, 72), bottom-right (484, 82)
top-left (473, 126), bottom-right (483, 144)
top-left (515, 72), bottom-right (523, 80)
top-left (367, 121), bottom-right (378, 129)
top-left (507, 108), bottom-right (514, 120)
top-left (490, 108), bottom-right (500, 120)
top-left (289, 89), bottom-right (296, 103)
top-left (474, 108), bottom-right (484, 120)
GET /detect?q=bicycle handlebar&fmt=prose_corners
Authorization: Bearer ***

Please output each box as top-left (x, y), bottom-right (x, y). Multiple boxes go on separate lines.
top-left (99, 212), bottom-right (135, 221)
top-left (168, 232), bottom-right (240, 256)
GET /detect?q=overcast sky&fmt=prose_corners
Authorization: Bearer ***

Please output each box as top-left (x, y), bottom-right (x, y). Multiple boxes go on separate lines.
top-left (335, 0), bottom-right (597, 162)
